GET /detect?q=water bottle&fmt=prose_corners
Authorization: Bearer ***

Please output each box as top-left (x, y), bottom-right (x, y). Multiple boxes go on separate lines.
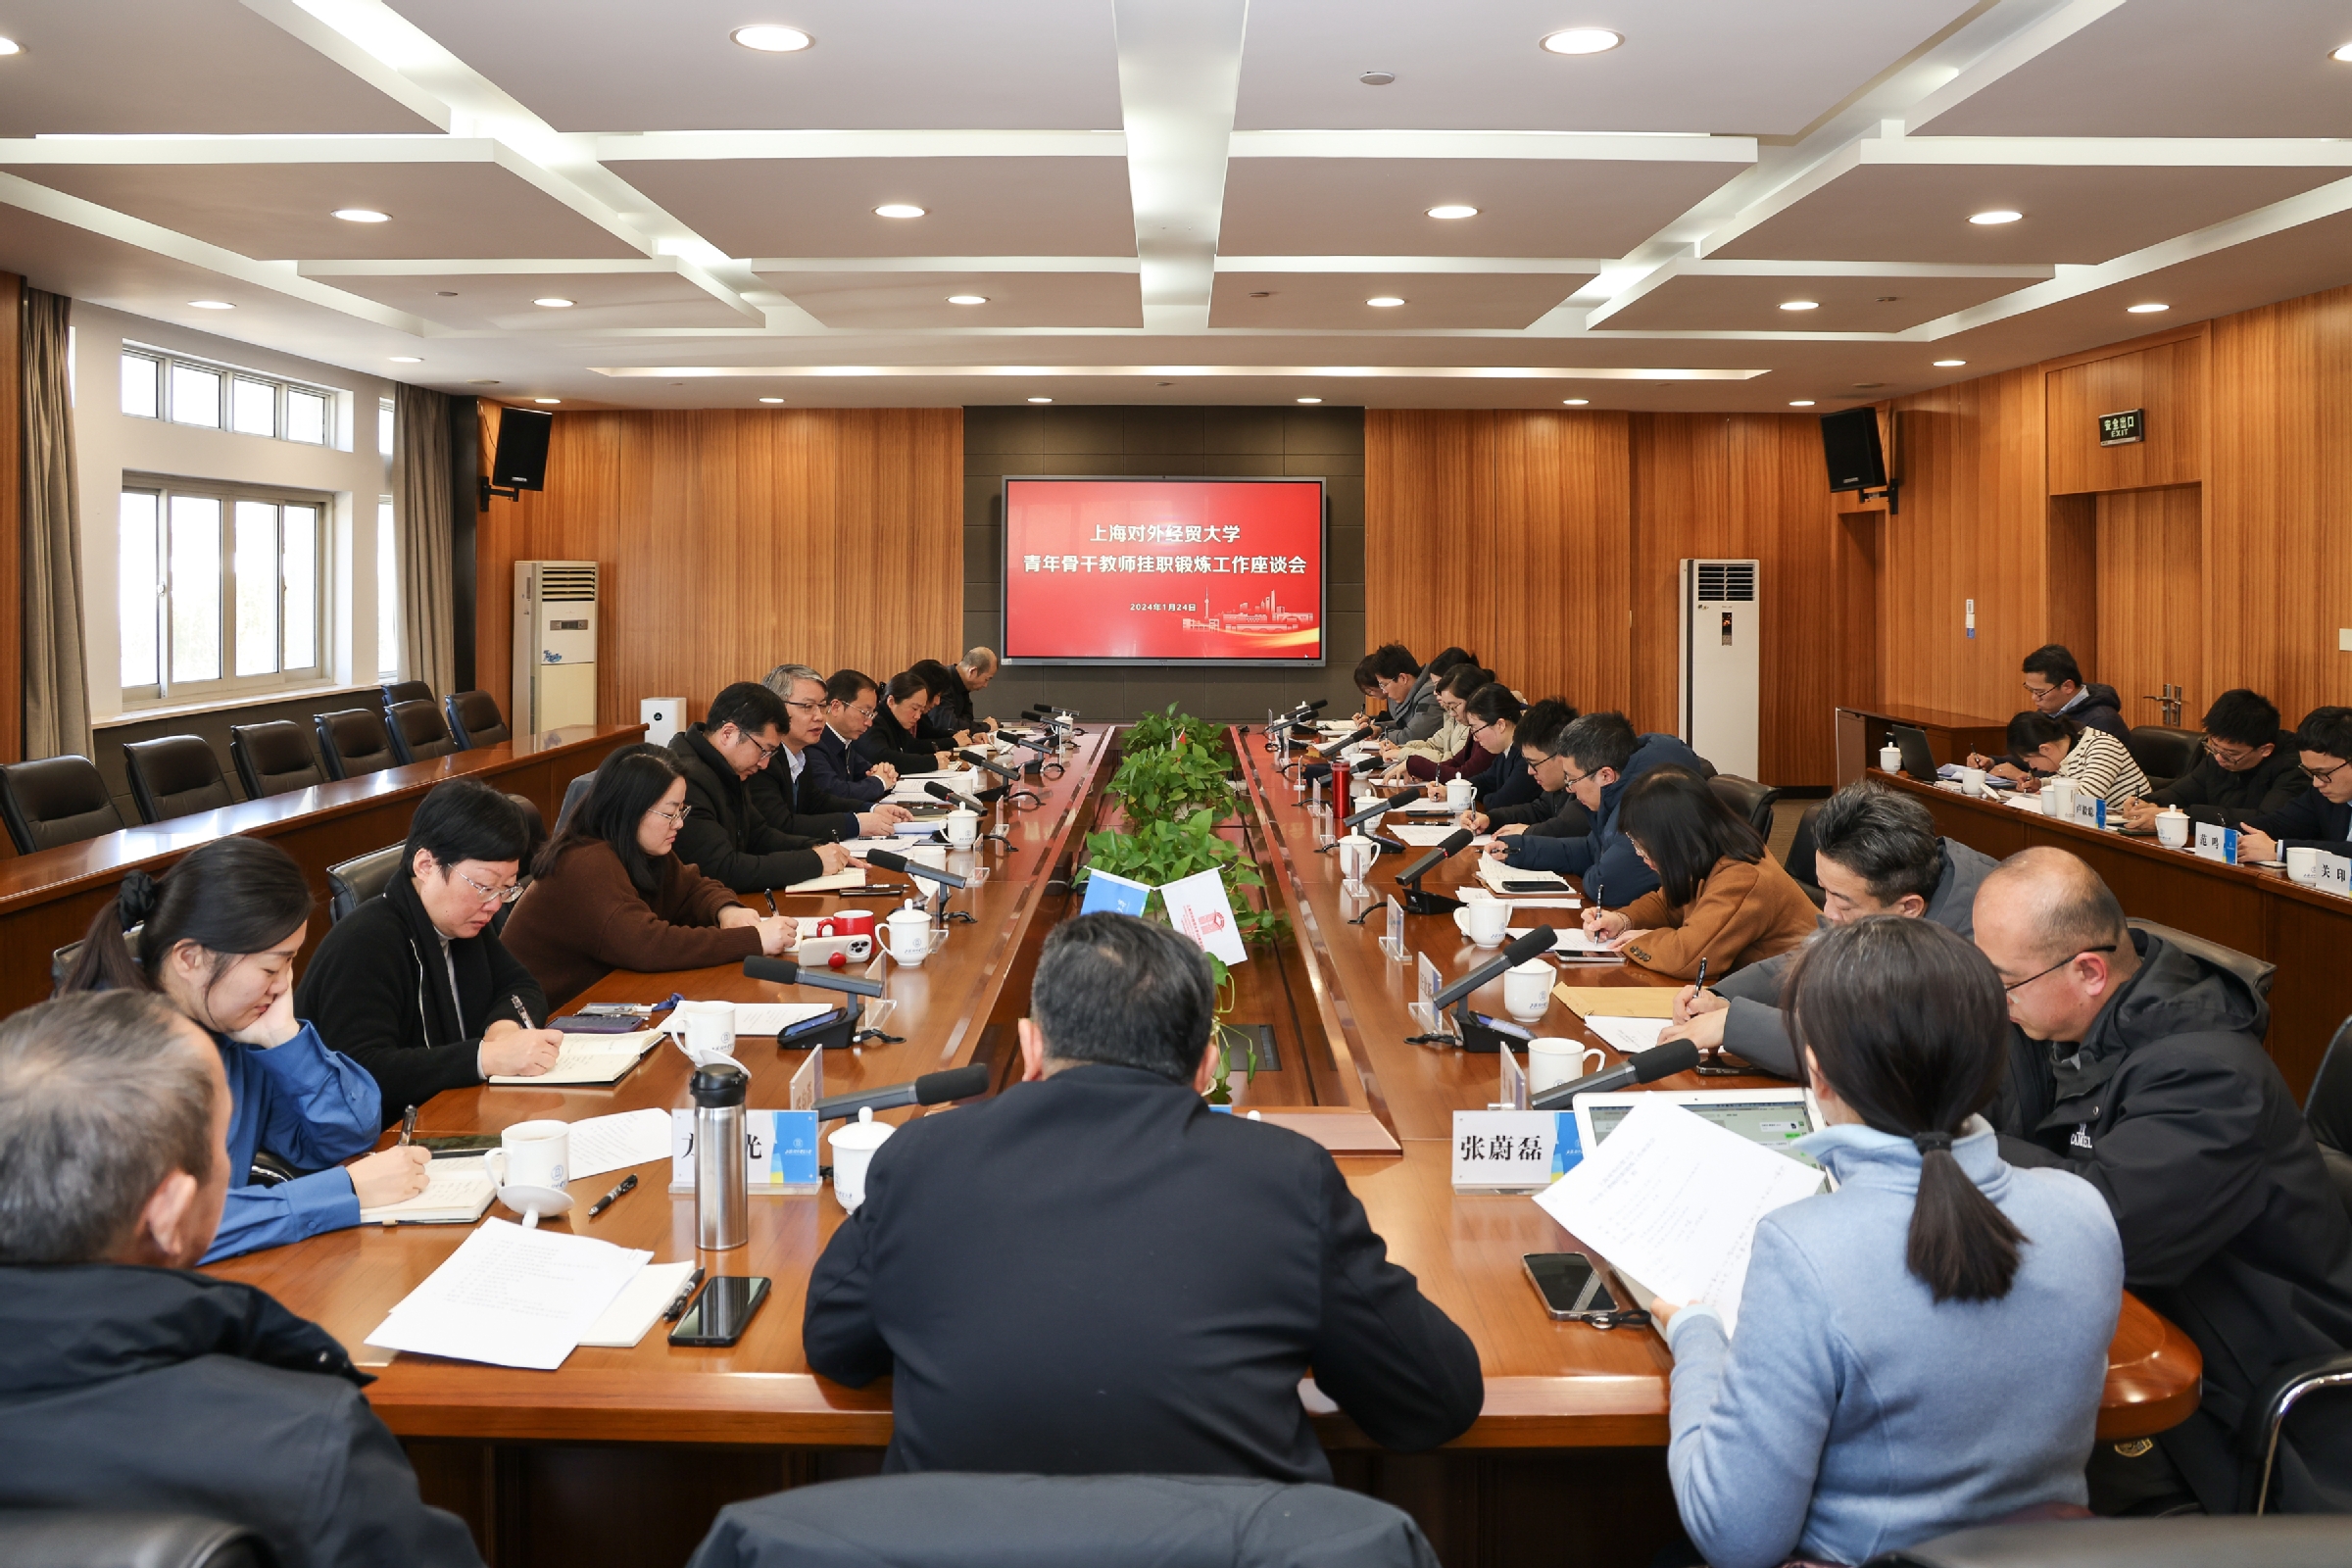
top-left (692, 1060), bottom-right (748, 1250)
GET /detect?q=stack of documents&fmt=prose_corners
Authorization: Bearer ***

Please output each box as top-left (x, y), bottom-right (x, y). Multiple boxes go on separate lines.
top-left (565, 1108), bottom-right (675, 1180)
top-left (578, 1261), bottom-right (701, 1349)
top-left (365, 1218), bottom-right (651, 1370)
top-left (489, 1030), bottom-right (663, 1086)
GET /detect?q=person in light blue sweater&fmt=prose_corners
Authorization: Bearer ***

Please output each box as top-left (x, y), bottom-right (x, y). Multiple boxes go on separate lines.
top-left (1655, 917), bottom-right (2123, 1568)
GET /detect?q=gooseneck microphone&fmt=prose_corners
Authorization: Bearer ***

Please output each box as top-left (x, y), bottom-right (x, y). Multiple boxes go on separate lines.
top-left (1315, 725), bottom-right (1374, 757)
top-left (864, 847), bottom-right (968, 889)
top-left (1393, 827), bottom-right (1474, 888)
top-left (926, 779), bottom-right (1006, 808)
top-left (1342, 784), bottom-right (1421, 828)
top-left (1428, 926), bottom-right (1558, 1014)
top-left (742, 955), bottom-right (886, 998)
top-left (958, 748), bottom-right (1018, 781)
top-left (1531, 1040), bottom-right (1703, 1111)
top-left (814, 1063), bottom-right (991, 1122)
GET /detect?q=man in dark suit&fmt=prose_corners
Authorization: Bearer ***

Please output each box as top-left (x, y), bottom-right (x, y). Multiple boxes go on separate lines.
top-left (803, 913), bottom-right (1484, 1480)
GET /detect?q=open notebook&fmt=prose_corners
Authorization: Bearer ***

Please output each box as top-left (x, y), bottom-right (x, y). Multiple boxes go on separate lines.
top-left (488, 1029), bottom-right (664, 1087)
top-left (360, 1160), bottom-right (496, 1226)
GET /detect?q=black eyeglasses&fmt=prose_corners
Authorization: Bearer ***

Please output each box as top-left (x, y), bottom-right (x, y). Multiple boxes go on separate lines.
top-left (2002, 944), bottom-right (2117, 993)
top-left (2301, 758), bottom-right (2348, 786)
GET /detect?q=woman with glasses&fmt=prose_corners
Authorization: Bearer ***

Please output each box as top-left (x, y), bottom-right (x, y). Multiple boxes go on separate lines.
top-left (864, 669), bottom-right (959, 777)
top-left (1452, 684), bottom-right (1539, 831)
top-left (503, 746), bottom-right (793, 1010)
top-left (1582, 766), bottom-right (1816, 980)
top-left (299, 778), bottom-right (566, 1119)
top-left (2004, 711), bottom-right (2149, 813)
top-left (1385, 663), bottom-right (1494, 783)
top-left (57, 835), bottom-right (429, 1260)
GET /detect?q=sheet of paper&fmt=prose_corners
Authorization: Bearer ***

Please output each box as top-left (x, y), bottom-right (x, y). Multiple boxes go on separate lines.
top-left (1389, 822), bottom-right (1469, 847)
top-left (1161, 866), bottom-right (1248, 965)
top-left (565, 1108), bottom-right (675, 1182)
top-left (2003, 791), bottom-right (2045, 811)
top-left (578, 1261), bottom-right (699, 1349)
top-left (488, 1030), bottom-right (661, 1086)
top-left (1533, 1099), bottom-right (1822, 1335)
top-left (359, 1163), bottom-right (494, 1224)
top-left (730, 1002), bottom-right (837, 1037)
top-left (1553, 984), bottom-right (1679, 1020)
top-left (838, 837), bottom-right (903, 857)
top-left (1478, 858), bottom-right (1572, 893)
top-left (365, 1218), bottom-right (651, 1371)
top-left (1581, 1015), bottom-right (1670, 1056)
top-left (1507, 926), bottom-right (1621, 957)
top-left (785, 868), bottom-right (867, 893)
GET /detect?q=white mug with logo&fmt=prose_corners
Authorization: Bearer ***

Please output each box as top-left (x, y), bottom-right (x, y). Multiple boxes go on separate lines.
top-left (2042, 776), bottom-right (2076, 817)
top-left (879, 905), bottom-right (938, 966)
top-left (678, 1000), bottom-right (737, 1063)
top-left (2155, 807), bottom-right (2191, 849)
top-left (1445, 777), bottom-right (1476, 811)
top-left (828, 1108), bottom-right (895, 1213)
top-left (1501, 958), bottom-right (1553, 1023)
top-left (2286, 846), bottom-right (2321, 885)
top-left (1528, 1038), bottom-right (1607, 1095)
top-left (945, 807), bottom-right (979, 847)
top-left (1453, 899), bottom-right (1510, 947)
top-left (1336, 834), bottom-right (1379, 884)
top-left (485, 1119), bottom-right (569, 1192)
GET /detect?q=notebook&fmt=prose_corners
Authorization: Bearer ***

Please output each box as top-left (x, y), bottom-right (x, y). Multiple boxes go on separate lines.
top-left (1506, 926), bottom-right (1622, 962)
top-left (784, 867), bottom-right (868, 893)
top-left (1552, 984), bottom-right (1680, 1020)
top-left (488, 1029), bottom-right (664, 1087)
top-left (577, 1261), bottom-right (701, 1349)
top-left (359, 1160), bottom-right (496, 1225)
top-left (1477, 858), bottom-right (1574, 894)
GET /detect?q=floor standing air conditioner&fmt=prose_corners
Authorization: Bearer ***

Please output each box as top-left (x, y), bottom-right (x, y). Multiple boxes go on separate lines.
top-left (514, 561), bottom-right (600, 735)
top-left (1678, 558), bottom-right (1760, 780)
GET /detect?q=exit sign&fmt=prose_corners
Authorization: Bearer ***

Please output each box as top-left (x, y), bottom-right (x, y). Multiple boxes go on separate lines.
top-left (2098, 408), bottom-right (2146, 446)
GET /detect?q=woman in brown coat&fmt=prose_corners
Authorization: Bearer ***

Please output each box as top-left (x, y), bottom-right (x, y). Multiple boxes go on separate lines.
top-left (503, 746), bottom-right (793, 1009)
top-left (1581, 766), bottom-right (1816, 982)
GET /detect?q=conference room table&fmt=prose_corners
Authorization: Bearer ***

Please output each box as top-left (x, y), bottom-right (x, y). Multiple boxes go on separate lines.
top-left (203, 725), bottom-right (2201, 1568)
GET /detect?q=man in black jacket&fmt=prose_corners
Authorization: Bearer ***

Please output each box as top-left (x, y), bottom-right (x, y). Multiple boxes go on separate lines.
top-left (805, 912), bottom-right (1484, 1480)
top-left (298, 779), bottom-right (561, 1120)
top-left (1973, 644), bottom-right (2131, 778)
top-left (806, 667), bottom-right (895, 805)
top-left (669, 682), bottom-right (856, 894)
top-left (2119, 688), bottom-right (2308, 831)
top-left (2237, 705), bottom-right (2352, 862)
top-left (1975, 848), bottom-right (2352, 1514)
top-left (914, 648), bottom-right (998, 744)
top-left (0, 991), bottom-right (484, 1568)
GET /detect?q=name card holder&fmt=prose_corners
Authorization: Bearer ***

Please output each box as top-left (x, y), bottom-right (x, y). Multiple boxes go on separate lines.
top-left (668, 1107), bottom-right (821, 1197)
top-left (1380, 895), bottom-right (1407, 962)
top-left (1406, 952), bottom-right (1452, 1040)
top-left (2316, 851), bottom-right (2352, 897)
top-left (2194, 821), bottom-right (2239, 865)
top-left (2070, 792), bottom-right (2106, 830)
top-left (1450, 1109), bottom-right (1556, 1193)
top-left (1496, 1044), bottom-right (1529, 1110)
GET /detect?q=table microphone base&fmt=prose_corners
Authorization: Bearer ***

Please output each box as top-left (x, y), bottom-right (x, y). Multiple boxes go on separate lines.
top-left (1399, 886), bottom-right (1464, 916)
top-left (1454, 1011), bottom-right (1516, 1054)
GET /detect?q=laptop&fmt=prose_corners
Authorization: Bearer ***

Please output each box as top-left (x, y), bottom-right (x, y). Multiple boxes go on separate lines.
top-left (1891, 724), bottom-right (1938, 781)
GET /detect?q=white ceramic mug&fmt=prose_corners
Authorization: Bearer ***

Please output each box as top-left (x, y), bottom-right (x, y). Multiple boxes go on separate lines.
top-left (1957, 765), bottom-right (1987, 798)
top-left (1453, 900), bottom-right (1510, 947)
top-left (2155, 808), bottom-right (2191, 849)
top-left (879, 907), bottom-right (937, 966)
top-left (1445, 777), bottom-right (1476, 811)
top-left (485, 1119), bottom-right (569, 1191)
top-left (907, 843), bottom-right (950, 871)
top-left (945, 808), bottom-right (979, 847)
top-left (1502, 958), bottom-right (1553, 1023)
top-left (2286, 846), bottom-right (2321, 884)
top-left (1879, 744), bottom-right (1903, 773)
top-left (828, 1110), bottom-right (895, 1213)
top-left (1336, 834), bottom-right (1378, 883)
top-left (2041, 777), bottom-right (2074, 817)
top-left (1528, 1037), bottom-right (1607, 1095)
top-left (678, 1000), bottom-right (737, 1062)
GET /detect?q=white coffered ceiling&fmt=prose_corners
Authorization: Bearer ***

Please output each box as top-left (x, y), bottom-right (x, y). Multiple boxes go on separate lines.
top-left (1, 0), bottom-right (2348, 412)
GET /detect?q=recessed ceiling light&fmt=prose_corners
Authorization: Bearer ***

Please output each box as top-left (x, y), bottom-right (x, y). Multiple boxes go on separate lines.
top-left (1028, 397), bottom-right (1053, 404)
top-left (332, 208), bottom-right (389, 223)
top-left (0, 38), bottom-right (21, 56)
top-left (2127, 302), bottom-right (2170, 314)
top-left (1541, 27), bottom-right (1622, 55)
top-left (947, 294), bottom-right (988, 306)
top-left (188, 300), bottom-right (233, 310)
top-left (732, 24), bottom-right (812, 52)
top-left (390, 355), bottom-right (423, 364)
top-left (1969, 210), bottom-right (2023, 225)
top-left (1359, 70), bottom-right (1396, 85)
top-left (533, 297), bottom-right (574, 308)
top-left (873, 203), bottom-right (925, 219)
top-left (1366, 296), bottom-right (1406, 308)
top-left (1789, 400), bottom-right (1817, 407)
top-left (1779, 300), bottom-right (1819, 312)
top-left (533, 397), bottom-right (561, 405)
top-left (1562, 398), bottom-right (1590, 406)
top-left (1934, 359), bottom-right (1966, 368)
top-left (759, 397), bottom-right (785, 404)
top-left (1297, 396), bottom-right (1322, 404)
top-left (2329, 41), bottom-right (2352, 62)
top-left (1426, 204), bottom-right (1479, 220)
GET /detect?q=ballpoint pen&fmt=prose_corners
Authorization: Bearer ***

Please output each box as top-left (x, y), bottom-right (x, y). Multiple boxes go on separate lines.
top-left (662, 1266), bottom-right (707, 1320)
top-left (510, 994), bottom-right (535, 1030)
top-left (396, 1104), bottom-right (418, 1147)
top-left (587, 1173), bottom-right (638, 1217)
top-left (1692, 957), bottom-right (1709, 994)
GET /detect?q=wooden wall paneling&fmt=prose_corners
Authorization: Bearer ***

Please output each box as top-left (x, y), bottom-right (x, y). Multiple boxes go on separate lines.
top-left (0, 271), bottom-right (21, 766)
top-left (1480, 411), bottom-right (1635, 717)
top-left (2046, 333), bottom-right (2207, 497)
top-left (2094, 484), bottom-right (2205, 723)
top-left (1364, 410), bottom-right (1477, 666)
top-left (1836, 510), bottom-right (1884, 712)
top-left (2045, 492), bottom-right (2100, 682)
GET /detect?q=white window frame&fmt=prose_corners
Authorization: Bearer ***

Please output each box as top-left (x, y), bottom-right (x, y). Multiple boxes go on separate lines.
top-left (120, 345), bottom-right (342, 449)
top-left (119, 474), bottom-right (335, 708)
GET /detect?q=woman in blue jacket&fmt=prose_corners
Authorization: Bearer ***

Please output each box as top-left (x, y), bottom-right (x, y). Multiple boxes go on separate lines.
top-left (60, 837), bottom-right (427, 1260)
top-left (1656, 916), bottom-right (2122, 1568)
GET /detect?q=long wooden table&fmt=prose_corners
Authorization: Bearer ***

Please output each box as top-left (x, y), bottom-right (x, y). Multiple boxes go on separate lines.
top-left (1876, 769), bottom-right (2351, 1099)
top-left (0, 725), bottom-right (642, 1007)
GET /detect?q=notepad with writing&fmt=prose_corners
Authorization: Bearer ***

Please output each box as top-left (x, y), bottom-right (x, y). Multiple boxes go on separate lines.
top-left (1477, 858), bottom-right (1573, 894)
top-left (488, 1029), bottom-right (663, 1086)
top-left (360, 1161), bottom-right (496, 1226)
top-left (784, 867), bottom-right (868, 893)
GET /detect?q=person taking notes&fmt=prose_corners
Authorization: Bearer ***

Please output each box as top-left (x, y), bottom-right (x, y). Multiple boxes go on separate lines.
top-left (1487, 711), bottom-right (1702, 906)
top-left (1365, 643), bottom-right (1443, 743)
top-left (667, 682), bottom-right (857, 893)
top-left (915, 647), bottom-right (999, 744)
top-left (864, 669), bottom-right (959, 776)
top-left (805, 668), bottom-right (897, 805)
top-left (2117, 688), bottom-right (2307, 832)
top-left (2235, 705), bottom-right (2352, 863)
top-left (1582, 767), bottom-right (1815, 981)
top-left (1966, 644), bottom-right (2130, 778)
top-left (751, 664), bottom-right (910, 836)
top-left (1658, 917), bottom-right (2122, 1568)
top-left (2003, 711), bottom-right (2149, 812)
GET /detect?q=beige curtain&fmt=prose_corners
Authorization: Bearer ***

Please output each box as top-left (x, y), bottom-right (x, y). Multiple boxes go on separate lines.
top-left (21, 289), bottom-right (88, 760)
top-left (391, 382), bottom-right (457, 695)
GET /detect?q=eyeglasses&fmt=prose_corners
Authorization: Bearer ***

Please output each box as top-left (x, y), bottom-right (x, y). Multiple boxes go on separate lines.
top-left (2301, 758), bottom-right (2348, 786)
top-left (781, 698), bottom-right (820, 714)
top-left (455, 868), bottom-right (523, 906)
top-left (647, 804), bottom-right (694, 826)
top-left (2001, 944), bottom-right (2117, 993)
top-left (840, 705), bottom-right (876, 722)
top-left (742, 733), bottom-right (781, 762)
top-left (2204, 736), bottom-right (2267, 768)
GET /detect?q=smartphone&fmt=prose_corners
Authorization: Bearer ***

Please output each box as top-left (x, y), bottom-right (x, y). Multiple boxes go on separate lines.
top-left (780, 1005), bottom-right (852, 1044)
top-left (667, 1276), bottom-right (771, 1347)
top-left (1503, 879), bottom-right (1560, 894)
top-left (1523, 1251), bottom-right (1621, 1321)
top-left (417, 1133), bottom-right (503, 1157)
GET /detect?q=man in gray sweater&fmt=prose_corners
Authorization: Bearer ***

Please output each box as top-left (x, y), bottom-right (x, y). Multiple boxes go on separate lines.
top-left (1661, 780), bottom-right (1996, 1078)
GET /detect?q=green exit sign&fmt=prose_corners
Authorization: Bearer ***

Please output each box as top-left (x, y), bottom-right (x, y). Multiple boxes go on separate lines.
top-left (2098, 408), bottom-right (2146, 446)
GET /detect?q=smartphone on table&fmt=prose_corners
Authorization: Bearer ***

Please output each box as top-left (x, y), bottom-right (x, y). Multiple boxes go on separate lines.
top-left (1523, 1250), bottom-right (1641, 1327)
top-left (667, 1276), bottom-right (772, 1347)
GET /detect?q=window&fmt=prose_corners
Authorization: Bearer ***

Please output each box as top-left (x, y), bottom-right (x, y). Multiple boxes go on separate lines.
top-left (120, 478), bottom-right (328, 703)
top-left (120, 348), bottom-right (338, 448)
top-left (378, 397), bottom-right (395, 460)
top-left (377, 497), bottom-right (400, 678)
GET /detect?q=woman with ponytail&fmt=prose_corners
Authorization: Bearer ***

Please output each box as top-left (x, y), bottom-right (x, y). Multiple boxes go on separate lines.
top-left (1656, 917), bottom-right (2123, 1568)
top-left (59, 837), bottom-right (427, 1261)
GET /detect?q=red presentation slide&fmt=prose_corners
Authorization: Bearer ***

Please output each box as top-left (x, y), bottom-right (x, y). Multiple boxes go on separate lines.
top-left (1003, 478), bottom-right (1325, 663)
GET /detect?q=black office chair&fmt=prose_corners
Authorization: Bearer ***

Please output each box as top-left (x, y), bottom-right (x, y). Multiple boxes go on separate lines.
top-left (2126, 917), bottom-right (2276, 1001)
top-left (554, 772), bottom-right (595, 835)
top-left (444, 690), bottom-right (511, 750)
top-left (1709, 774), bottom-right (1779, 841)
top-left (2127, 724), bottom-right (2204, 791)
top-left (2309, 1016), bottom-right (2352, 1216)
top-left (687, 1474), bottom-right (1439, 1568)
top-left (491, 793), bottom-right (549, 937)
top-left (379, 678), bottom-right (432, 712)
top-left (1784, 802), bottom-right (1826, 907)
top-left (50, 925), bottom-right (142, 996)
top-left (313, 709), bottom-right (397, 781)
top-left (326, 844), bottom-right (405, 923)
top-left (0, 1512), bottom-right (274, 1568)
top-left (228, 721), bottom-right (323, 800)
top-left (122, 736), bottom-right (238, 824)
top-left (0, 756), bottom-right (126, 854)
top-left (385, 699), bottom-right (459, 765)
top-left (1864, 1515), bottom-right (2352, 1566)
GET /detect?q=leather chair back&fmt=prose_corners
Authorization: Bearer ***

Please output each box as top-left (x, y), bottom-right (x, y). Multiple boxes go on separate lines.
top-left (380, 678), bottom-right (432, 711)
top-left (0, 1512), bottom-right (272, 1568)
top-left (228, 721), bottom-right (323, 800)
top-left (2126, 725), bottom-right (2204, 790)
top-left (327, 843), bottom-right (406, 923)
top-left (314, 709), bottom-right (397, 781)
top-left (1784, 802), bottom-right (1826, 906)
top-left (50, 924), bottom-right (142, 996)
top-left (2308, 1016), bottom-right (2352, 1220)
top-left (0, 756), bottom-right (126, 854)
top-left (122, 736), bottom-right (237, 824)
top-left (1708, 774), bottom-right (1779, 841)
top-left (2126, 917), bottom-right (2276, 1002)
top-left (554, 772), bottom-right (595, 836)
top-left (1864, 1515), bottom-right (2352, 1567)
top-left (386, 699), bottom-right (458, 765)
top-left (444, 689), bottom-right (511, 750)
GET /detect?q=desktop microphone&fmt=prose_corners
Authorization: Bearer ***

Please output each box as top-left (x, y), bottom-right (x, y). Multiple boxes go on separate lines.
top-left (958, 748), bottom-right (1019, 781)
top-left (864, 847), bottom-right (968, 889)
top-left (1393, 827), bottom-right (1474, 886)
top-left (814, 1063), bottom-right (991, 1122)
top-left (1531, 1040), bottom-right (1703, 1111)
top-left (926, 779), bottom-right (1006, 807)
top-left (1428, 926), bottom-right (1558, 1014)
top-left (1342, 785), bottom-right (1422, 828)
top-left (741, 955), bottom-right (886, 998)
top-left (1315, 725), bottom-right (1374, 757)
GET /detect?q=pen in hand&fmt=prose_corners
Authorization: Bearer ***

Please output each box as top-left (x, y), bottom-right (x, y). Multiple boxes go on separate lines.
top-left (510, 994), bottom-right (535, 1030)
top-left (396, 1104), bottom-right (418, 1147)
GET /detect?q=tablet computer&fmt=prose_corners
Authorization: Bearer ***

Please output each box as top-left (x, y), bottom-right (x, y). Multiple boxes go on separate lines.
top-left (1569, 1088), bottom-right (1829, 1176)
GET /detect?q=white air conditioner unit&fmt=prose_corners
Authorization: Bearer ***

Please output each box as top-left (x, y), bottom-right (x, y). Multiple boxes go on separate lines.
top-left (1678, 558), bottom-right (1760, 780)
top-left (514, 561), bottom-right (599, 735)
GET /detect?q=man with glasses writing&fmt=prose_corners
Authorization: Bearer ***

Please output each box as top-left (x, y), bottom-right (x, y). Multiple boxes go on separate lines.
top-left (669, 682), bottom-right (858, 895)
top-left (1484, 710), bottom-right (1703, 906)
top-left (2117, 689), bottom-right (2307, 834)
top-left (2233, 706), bottom-right (2352, 865)
top-left (1972, 847), bottom-right (2352, 1515)
top-left (300, 779), bottom-right (564, 1116)
top-left (751, 663), bottom-right (912, 838)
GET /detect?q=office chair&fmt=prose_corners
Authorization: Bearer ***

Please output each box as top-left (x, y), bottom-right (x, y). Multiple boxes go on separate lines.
top-left (1783, 803), bottom-right (1826, 907)
top-left (379, 678), bottom-right (432, 711)
top-left (554, 773), bottom-right (595, 835)
top-left (228, 721), bottom-right (323, 800)
top-left (444, 690), bottom-right (511, 750)
top-left (2308, 1017), bottom-right (2352, 1216)
top-left (1864, 1515), bottom-right (2351, 1566)
top-left (325, 844), bottom-right (406, 924)
top-left (1708, 774), bottom-right (1779, 841)
top-left (385, 699), bottom-right (459, 765)
top-left (0, 756), bottom-right (126, 854)
top-left (313, 709), bottom-right (397, 781)
top-left (2126, 725), bottom-right (2203, 791)
top-left (122, 736), bottom-right (237, 824)
top-left (687, 1473), bottom-right (1439, 1568)
top-left (49, 925), bottom-right (142, 997)
top-left (2125, 918), bottom-right (2276, 1001)
top-left (0, 1512), bottom-right (273, 1568)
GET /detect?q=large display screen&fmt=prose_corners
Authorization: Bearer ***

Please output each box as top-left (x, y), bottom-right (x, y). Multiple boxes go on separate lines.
top-left (1001, 477), bottom-right (1326, 666)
